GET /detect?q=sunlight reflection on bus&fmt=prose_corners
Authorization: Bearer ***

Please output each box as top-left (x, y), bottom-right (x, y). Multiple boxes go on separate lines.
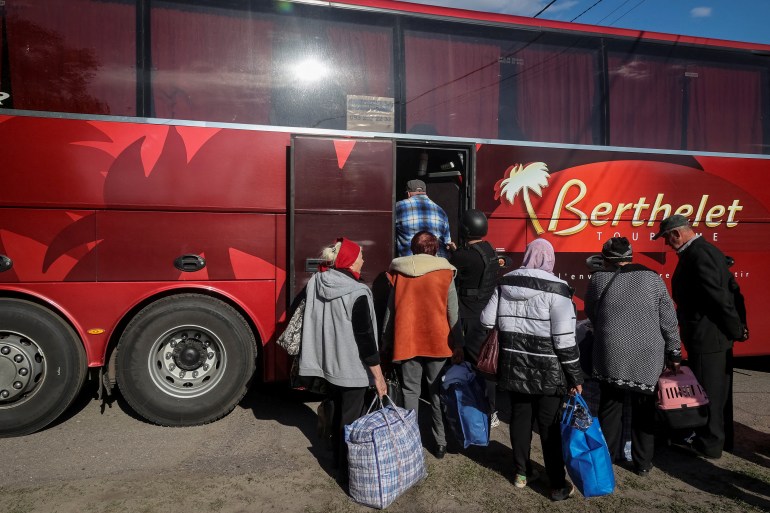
top-left (292, 58), bottom-right (329, 83)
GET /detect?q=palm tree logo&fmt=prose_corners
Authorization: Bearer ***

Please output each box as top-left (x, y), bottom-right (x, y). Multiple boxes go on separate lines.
top-left (495, 162), bottom-right (550, 235)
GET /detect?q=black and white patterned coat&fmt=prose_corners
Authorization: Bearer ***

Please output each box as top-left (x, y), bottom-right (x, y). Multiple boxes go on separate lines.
top-left (480, 268), bottom-right (582, 396)
top-left (585, 263), bottom-right (681, 394)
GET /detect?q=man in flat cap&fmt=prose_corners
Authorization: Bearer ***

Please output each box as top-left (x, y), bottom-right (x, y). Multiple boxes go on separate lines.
top-left (395, 179), bottom-right (454, 258)
top-left (653, 215), bottom-right (747, 459)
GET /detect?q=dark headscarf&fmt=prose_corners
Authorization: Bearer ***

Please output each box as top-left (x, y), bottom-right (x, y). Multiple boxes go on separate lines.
top-left (602, 237), bottom-right (633, 263)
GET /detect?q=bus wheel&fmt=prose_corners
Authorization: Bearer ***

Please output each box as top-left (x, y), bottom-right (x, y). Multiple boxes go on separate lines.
top-left (0, 299), bottom-right (87, 437)
top-left (115, 294), bottom-right (256, 426)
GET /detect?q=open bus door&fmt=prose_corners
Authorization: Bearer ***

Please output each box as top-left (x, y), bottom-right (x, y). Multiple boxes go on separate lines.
top-left (395, 143), bottom-right (473, 251)
top-left (290, 136), bottom-right (395, 299)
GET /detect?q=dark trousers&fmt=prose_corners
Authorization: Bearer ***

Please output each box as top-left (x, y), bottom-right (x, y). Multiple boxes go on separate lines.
top-left (509, 392), bottom-right (566, 488)
top-left (329, 384), bottom-right (367, 482)
top-left (462, 317), bottom-right (497, 412)
top-left (724, 350), bottom-right (735, 452)
top-left (598, 382), bottom-right (656, 471)
top-left (688, 349), bottom-right (733, 457)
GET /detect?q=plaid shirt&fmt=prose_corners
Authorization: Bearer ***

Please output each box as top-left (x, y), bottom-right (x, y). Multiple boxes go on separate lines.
top-left (395, 194), bottom-right (452, 258)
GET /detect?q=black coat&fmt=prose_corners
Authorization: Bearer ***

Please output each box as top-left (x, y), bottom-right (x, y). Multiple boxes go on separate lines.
top-left (497, 331), bottom-right (582, 396)
top-left (672, 237), bottom-right (744, 353)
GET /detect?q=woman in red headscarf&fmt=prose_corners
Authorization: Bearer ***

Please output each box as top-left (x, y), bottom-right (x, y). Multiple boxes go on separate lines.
top-left (298, 237), bottom-right (386, 485)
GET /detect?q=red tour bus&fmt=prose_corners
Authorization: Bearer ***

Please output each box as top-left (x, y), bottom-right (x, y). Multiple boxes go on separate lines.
top-left (1, 0), bottom-right (768, 436)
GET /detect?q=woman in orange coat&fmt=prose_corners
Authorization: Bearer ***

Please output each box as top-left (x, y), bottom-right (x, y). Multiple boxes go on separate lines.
top-left (383, 231), bottom-right (464, 459)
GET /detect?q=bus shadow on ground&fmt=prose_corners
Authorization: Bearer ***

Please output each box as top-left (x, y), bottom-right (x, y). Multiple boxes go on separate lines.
top-left (655, 443), bottom-right (770, 511)
top-left (47, 377), bottom-right (101, 432)
top-left (242, 382), bottom-right (339, 484)
top-left (733, 421), bottom-right (770, 470)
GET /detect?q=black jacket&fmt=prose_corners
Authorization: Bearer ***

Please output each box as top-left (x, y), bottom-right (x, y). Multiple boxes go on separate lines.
top-left (672, 237), bottom-right (744, 353)
top-left (481, 269), bottom-right (582, 396)
top-left (497, 331), bottom-right (582, 396)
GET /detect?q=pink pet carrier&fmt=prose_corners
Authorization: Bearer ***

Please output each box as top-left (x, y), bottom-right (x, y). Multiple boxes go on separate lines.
top-left (657, 367), bottom-right (710, 430)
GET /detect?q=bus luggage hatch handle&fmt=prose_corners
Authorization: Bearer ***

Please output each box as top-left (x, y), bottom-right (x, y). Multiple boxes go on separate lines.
top-left (305, 258), bottom-right (325, 273)
top-left (174, 254), bottom-right (206, 273)
top-left (0, 255), bottom-right (12, 272)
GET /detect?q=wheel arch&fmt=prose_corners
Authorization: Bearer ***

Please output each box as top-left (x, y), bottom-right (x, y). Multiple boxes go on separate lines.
top-left (104, 285), bottom-right (267, 387)
top-left (0, 288), bottom-right (90, 361)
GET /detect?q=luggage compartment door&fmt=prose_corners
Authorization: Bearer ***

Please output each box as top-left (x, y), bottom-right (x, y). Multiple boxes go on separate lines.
top-left (291, 136), bottom-right (394, 297)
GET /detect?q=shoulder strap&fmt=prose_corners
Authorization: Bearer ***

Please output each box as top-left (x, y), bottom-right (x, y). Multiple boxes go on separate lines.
top-left (499, 275), bottom-right (574, 299)
top-left (596, 268), bottom-right (621, 310)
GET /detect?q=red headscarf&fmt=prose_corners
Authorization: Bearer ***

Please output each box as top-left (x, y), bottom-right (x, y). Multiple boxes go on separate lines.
top-left (319, 237), bottom-right (362, 279)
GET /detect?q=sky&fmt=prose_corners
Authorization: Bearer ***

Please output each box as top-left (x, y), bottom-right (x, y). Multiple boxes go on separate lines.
top-left (399, 0), bottom-right (770, 46)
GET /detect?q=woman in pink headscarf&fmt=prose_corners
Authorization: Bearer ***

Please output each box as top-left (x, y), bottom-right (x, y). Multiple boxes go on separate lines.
top-left (481, 238), bottom-right (583, 501)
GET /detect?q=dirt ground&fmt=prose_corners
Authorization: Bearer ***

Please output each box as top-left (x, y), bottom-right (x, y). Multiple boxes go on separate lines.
top-left (1, 362), bottom-right (769, 513)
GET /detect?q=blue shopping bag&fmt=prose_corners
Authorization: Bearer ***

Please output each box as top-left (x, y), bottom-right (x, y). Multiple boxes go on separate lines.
top-left (560, 393), bottom-right (615, 497)
top-left (440, 363), bottom-right (490, 448)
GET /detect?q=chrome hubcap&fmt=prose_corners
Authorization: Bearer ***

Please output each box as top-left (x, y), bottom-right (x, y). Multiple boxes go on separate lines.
top-left (149, 326), bottom-right (225, 398)
top-left (0, 332), bottom-right (45, 405)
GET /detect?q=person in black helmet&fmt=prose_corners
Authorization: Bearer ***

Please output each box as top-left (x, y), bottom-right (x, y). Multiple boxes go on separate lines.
top-left (450, 209), bottom-right (502, 427)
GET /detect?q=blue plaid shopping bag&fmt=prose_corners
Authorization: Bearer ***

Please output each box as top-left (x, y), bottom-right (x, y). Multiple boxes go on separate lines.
top-left (345, 396), bottom-right (427, 509)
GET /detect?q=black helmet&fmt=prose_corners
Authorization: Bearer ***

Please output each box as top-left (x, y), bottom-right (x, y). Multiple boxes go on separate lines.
top-left (461, 209), bottom-right (488, 239)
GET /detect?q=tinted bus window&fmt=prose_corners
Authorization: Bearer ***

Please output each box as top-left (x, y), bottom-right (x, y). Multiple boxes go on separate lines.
top-left (404, 24), bottom-right (600, 144)
top-left (0, 15), bottom-right (4, 100)
top-left (609, 43), bottom-right (767, 154)
top-left (3, 0), bottom-right (136, 116)
top-left (404, 29), bottom-right (501, 138)
top-left (685, 62), bottom-right (764, 153)
top-left (270, 13), bottom-right (393, 131)
top-left (497, 35), bottom-right (600, 145)
top-left (151, 3), bottom-right (393, 129)
top-left (151, 2), bottom-right (274, 124)
top-left (607, 52), bottom-right (684, 150)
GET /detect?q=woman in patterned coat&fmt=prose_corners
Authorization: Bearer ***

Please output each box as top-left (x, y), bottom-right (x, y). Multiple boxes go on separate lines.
top-left (585, 237), bottom-right (681, 476)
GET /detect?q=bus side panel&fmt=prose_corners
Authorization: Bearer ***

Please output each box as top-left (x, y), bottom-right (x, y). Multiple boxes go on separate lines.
top-left (0, 116), bottom-right (115, 208)
top-left (0, 209), bottom-right (97, 283)
top-left (292, 136), bottom-right (394, 296)
top-left (265, 214), bottom-right (291, 383)
top-left (0, 115), bottom-right (290, 212)
top-left (475, 142), bottom-right (770, 355)
top-left (95, 211), bottom-right (277, 282)
top-left (95, 125), bottom-right (290, 212)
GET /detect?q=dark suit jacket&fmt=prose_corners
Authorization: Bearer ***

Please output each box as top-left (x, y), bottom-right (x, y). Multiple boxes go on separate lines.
top-left (671, 237), bottom-right (743, 353)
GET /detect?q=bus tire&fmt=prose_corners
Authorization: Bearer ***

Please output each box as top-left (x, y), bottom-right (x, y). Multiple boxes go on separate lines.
top-left (115, 294), bottom-right (256, 427)
top-left (0, 299), bottom-right (87, 437)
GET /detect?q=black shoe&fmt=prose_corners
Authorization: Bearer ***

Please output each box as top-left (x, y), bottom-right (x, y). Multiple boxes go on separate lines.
top-left (635, 467), bottom-right (652, 477)
top-left (433, 445), bottom-right (447, 459)
top-left (692, 440), bottom-right (722, 460)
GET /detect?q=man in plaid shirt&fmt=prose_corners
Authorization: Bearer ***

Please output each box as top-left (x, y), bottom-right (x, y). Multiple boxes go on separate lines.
top-left (395, 180), bottom-right (454, 258)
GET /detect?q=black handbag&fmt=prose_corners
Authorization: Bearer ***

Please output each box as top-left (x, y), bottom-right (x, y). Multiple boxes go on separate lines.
top-left (385, 370), bottom-right (404, 408)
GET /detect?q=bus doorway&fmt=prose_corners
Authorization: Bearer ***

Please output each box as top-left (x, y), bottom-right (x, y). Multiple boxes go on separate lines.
top-left (395, 143), bottom-right (473, 252)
